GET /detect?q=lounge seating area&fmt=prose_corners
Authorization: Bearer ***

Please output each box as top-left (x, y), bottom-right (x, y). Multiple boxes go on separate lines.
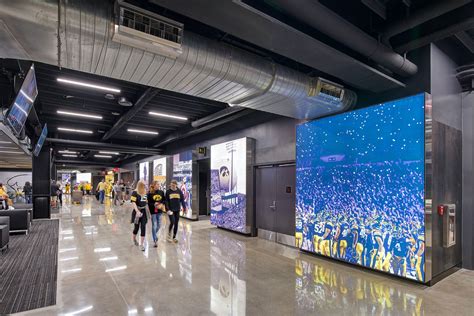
top-left (0, 216), bottom-right (9, 252)
top-left (0, 200), bottom-right (34, 255)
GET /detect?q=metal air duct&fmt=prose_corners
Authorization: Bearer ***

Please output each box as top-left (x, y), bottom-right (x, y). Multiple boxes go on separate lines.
top-left (0, 0), bottom-right (356, 120)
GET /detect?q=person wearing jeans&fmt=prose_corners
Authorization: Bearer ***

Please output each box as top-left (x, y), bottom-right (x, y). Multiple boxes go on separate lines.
top-left (147, 181), bottom-right (166, 247)
top-left (165, 180), bottom-right (186, 243)
top-left (96, 179), bottom-right (106, 204)
top-left (130, 181), bottom-right (149, 251)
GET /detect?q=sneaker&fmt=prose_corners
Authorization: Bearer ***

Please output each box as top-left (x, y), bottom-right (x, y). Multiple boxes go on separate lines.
top-left (133, 239), bottom-right (139, 246)
top-left (140, 245), bottom-right (145, 251)
top-left (172, 238), bottom-right (178, 244)
top-left (153, 241), bottom-right (158, 248)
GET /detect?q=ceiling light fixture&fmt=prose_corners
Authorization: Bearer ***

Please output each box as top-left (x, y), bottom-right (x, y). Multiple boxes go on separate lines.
top-left (57, 110), bottom-right (103, 120)
top-left (57, 78), bottom-right (121, 93)
top-left (58, 127), bottom-right (93, 134)
top-left (127, 128), bottom-right (159, 135)
top-left (99, 151), bottom-right (120, 155)
top-left (0, 146), bottom-right (18, 149)
top-left (0, 150), bottom-right (23, 154)
top-left (62, 154), bottom-right (78, 158)
top-left (0, 141), bottom-right (12, 144)
top-left (149, 111), bottom-right (188, 121)
top-left (58, 150), bottom-right (78, 154)
top-left (94, 154), bottom-right (112, 158)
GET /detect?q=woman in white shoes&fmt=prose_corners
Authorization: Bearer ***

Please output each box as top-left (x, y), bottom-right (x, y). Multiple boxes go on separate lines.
top-left (130, 181), bottom-right (149, 251)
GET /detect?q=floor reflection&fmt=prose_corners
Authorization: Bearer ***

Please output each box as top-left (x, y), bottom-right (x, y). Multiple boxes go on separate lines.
top-left (210, 230), bottom-right (246, 316)
top-left (295, 257), bottom-right (423, 315)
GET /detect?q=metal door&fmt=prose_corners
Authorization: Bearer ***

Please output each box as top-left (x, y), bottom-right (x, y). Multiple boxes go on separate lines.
top-left (256, 167), bottom-right (277, 240)
top-left (275, 165), bottom-right (296, 237)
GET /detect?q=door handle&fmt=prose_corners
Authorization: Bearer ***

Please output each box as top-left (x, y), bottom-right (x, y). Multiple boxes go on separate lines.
top-left (269, 200), bottom-right (276, 210)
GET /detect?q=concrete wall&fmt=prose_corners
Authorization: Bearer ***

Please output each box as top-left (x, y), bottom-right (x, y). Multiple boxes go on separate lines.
top-left (164, 116), bottom-right (298, 165)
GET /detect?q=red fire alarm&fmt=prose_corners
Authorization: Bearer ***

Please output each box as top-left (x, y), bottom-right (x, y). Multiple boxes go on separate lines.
top-left (438, 205), bottom-right (446, 216)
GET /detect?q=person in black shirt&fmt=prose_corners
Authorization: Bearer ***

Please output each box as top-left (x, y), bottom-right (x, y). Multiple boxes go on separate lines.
top-left (23, 181), bottom-right (32, 204)
top-left (147, 181), bottom-right (166, 247)
top-left (131, 181), bottom-right (149, 251)
top-left (165, 180), bottom-right (187, 243)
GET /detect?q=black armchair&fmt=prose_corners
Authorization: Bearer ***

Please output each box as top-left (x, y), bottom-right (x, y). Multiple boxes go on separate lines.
top-left (0, 209), bottom-right (30, 233)
top-left (0, 216), bottom-right (9, 252)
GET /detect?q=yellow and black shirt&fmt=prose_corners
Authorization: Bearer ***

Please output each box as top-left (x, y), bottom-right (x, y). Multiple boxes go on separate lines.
top-left (165, 188), bottom-right (186, 212)
top-left (147, 190), bottom-right (165, 214)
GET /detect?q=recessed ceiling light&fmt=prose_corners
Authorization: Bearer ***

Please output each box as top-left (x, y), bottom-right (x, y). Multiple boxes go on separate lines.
top-left (58, 127), bottom-right (93, 134)
top-left (127, 128), bottom-right (159, 135)
top-left (149, 111), bottom-right (188, 121)
top-left (57, 78), bottom-right (121, 93)
top-left (111, 112), bottom-right (121, 116)
top-left (0, 150), bottom-right (23, 154)
top-left (57, 110), bottom-right (103, 120)
top-left (58, 150), bottom-right (78, 154)
top-left (99, 151), bottom-right (120, 155)
top-left (62, 154), bottom-right (78, 158)
top-left (94, 154), bottom-right (112, 158)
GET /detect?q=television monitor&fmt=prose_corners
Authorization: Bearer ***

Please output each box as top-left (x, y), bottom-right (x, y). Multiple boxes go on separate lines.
top-left (5, 64), bottom-right (38, 136)
top-left (295, 94), bottom-right (426, 282)
top-left (33, 123), bottom-right (47, 157)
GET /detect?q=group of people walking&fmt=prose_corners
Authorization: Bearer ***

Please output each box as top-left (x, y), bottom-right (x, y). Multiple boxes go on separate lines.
top-left (130, 179), bottom-right (186, 251)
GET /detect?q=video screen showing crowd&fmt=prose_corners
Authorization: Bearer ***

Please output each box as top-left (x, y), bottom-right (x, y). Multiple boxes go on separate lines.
top-left (295, 94), bottom-right (426, 282)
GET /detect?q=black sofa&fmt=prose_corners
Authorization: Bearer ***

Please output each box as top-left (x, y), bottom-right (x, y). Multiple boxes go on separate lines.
top-left (0, 216), bottom-right (9, 252)
top-left (0, 209), bottom-right (30, 233)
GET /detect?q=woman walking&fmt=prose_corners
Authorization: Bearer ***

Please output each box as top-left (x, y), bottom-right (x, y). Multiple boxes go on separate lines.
top-left (131, 181), bottom-right (149, 251)
top-left (23, 181), bottom-right (32, 204)
top-left (147, 181), bottom-right (166, 247)
top-left (165, 180), bottom-right (187, 243)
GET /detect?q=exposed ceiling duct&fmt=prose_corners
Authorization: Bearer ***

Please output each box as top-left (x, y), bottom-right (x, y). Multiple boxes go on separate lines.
top-left (267, 0), bottom-right (417, 77)
top-left (0, 0), bottom-right (357, 120)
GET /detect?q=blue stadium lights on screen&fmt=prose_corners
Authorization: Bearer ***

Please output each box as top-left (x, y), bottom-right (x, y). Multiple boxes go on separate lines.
top-left (295, 93), bottom-right (426, 282)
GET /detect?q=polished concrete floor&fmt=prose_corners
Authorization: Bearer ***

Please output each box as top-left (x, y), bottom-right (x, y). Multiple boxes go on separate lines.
top-left (17, 196), bottom-right (474, 316)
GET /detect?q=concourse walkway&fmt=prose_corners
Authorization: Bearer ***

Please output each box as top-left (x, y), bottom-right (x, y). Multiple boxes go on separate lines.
top-left (17, 197), bottom-right (474, 316)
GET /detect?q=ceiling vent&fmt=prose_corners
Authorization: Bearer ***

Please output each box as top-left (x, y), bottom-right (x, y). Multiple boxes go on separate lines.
top-left (118, 96), bottom-right (133, 107)
top-left (113, 1), bottom-right (183, 59)
top-left (308, 78), bottom-right (357, 109)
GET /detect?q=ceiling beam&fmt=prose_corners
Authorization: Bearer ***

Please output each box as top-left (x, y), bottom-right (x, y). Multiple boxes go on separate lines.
top-left (394, 17), bottom-right (474, 53)
top-left (102, 88), bottom-right (161, 141)
top-left (361, 0), bottom-right (386, 20)
top-left (47, 138), bottom-right (162, 155)
top-left (455, 31), bottom-right (474, 53)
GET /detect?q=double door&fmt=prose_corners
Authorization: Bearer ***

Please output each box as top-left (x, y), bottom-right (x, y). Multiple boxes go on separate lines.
top-left (256, 164), bottom-right (295, 245)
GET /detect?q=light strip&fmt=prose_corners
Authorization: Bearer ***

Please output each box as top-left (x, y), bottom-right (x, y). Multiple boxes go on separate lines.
top-left (99, 151), bottom-right (120, 155)
top-left (0, 141), bottom-right (12, 144)
top-left (57, 110), bottom-right (103, 120)
top-left (58, 127), bottom-right (93, 134)
top-left (58, 150), bottom-right (78, 154)
top-left (57, 78), bottom-right (121, 93)
top-left (127, 128), bottom-right (159, 135)
top-left (105, 265), bottom-right (127, 272)
top-left (94, 155), bottom-right (112, 158)
top-left (62, 154), bottom-right (78, 158)
top-left (0, 150), bottom-right (23, 154)
top-left (149, 111), bottom-right (188, 121)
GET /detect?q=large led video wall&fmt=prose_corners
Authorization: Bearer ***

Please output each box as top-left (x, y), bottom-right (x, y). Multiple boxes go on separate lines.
top-left (296, 94), bottom-right (426, 282)
top-left (210, 137), bottom-right (248, 233)
top-left (172, 151), bottom-right (193, 219)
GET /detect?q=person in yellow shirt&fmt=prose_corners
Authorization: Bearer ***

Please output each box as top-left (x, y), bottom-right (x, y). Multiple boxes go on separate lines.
top-left (96, 179), bottom-right (106, 204)
top-left (0, 183), bottom-right (7, 198)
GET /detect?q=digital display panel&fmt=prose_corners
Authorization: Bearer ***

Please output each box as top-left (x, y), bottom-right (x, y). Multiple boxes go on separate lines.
top-left (210, 137), bottom-right (247, 233)
top-left (139, 161), bottom-right (149, 185)
top-left (172, 151), bottom-right (193, 219)
top-left (296, 94), bottom-right (426, 282)
top-left (6, 64), bottom-right (38, 136)
top-left (76, 173), bottom-right (91, 183)
top-left (33, 123), bottom-right (47, 157)
top-left (153, 157), bottom-right (167, 189)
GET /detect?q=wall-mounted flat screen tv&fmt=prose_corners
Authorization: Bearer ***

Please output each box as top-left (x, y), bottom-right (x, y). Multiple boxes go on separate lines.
top-left (33, 123), bottom-right (47, 157)
top-left (6, 64), bottom-right (38, 136)
top-left (295, 94), bottom-right (426, 282)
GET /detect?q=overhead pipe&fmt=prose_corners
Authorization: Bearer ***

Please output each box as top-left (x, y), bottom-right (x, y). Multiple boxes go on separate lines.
top-left (0, 0), bottom-right (354, 120)
top-left (191, 106), bottom-right (246, 128)
top-left (268, 0), bottom-right (417, 76)
top-left (381, 0), bottom-right (472, 46)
